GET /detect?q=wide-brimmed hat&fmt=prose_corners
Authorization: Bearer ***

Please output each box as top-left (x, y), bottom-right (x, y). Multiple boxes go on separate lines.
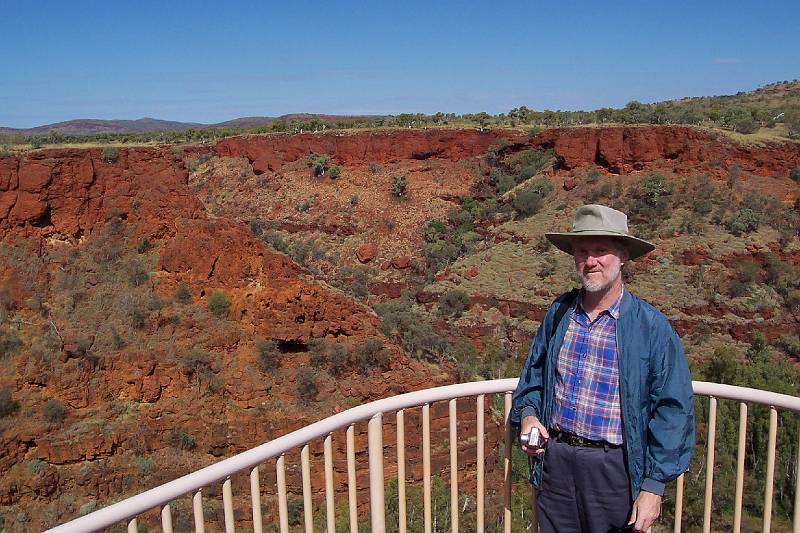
top-left (545, 204), bottom-right (655, 260)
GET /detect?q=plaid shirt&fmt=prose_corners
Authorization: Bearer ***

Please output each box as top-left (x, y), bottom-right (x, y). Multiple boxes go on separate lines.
top-left (550, 288), bottom-right (624, 445)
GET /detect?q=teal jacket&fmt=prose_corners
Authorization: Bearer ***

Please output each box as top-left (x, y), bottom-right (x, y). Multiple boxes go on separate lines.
top-left (511, 289), bottom-right (695, 499)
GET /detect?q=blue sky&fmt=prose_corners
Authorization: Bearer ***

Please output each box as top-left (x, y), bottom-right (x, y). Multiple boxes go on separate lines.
top-left (2, 0), bottom-right (799, 128)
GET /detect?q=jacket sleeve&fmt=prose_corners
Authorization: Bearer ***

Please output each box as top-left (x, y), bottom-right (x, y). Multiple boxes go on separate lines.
top-left (640, 321), bottom-right (695, 496)
top-left (510, 303), bottom-right (556, 426)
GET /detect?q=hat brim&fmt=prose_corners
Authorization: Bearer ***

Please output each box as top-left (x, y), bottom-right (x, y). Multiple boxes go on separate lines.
top-left (545, 231), bottom-right (655, 260)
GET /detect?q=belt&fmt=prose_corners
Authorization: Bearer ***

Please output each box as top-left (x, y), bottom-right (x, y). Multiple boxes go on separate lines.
top-left (552, 429), bottom-right (621, 449)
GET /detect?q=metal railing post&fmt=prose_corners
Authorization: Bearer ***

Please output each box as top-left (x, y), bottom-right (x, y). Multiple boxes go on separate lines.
top-left (222, 478), bottom-right (235, 533)
top-left (161, 504), bottom-right (174, 533)
top-left (733, 402), bottom-right (747, 533)
top-left (276, 455), bottom-right (289, 533)
top-left (346, 425), bottom-right (358, 533)
top-left (794, 424), bottom-right (800, 533)
top-left (324, 434), bottom-right (336, 533)
top-left (449, 399), bottom-right (459, 533)
top-left (762, 407), bottom-right (778, 533)
top-left (251, 467), bottom-right (263, 533)
top-left (504, 392), bottom-right (512, 533)
top-left (192, 490), bottom-right (205, 533)
top-left (477, 394), bottom-right (485, 533)
top-left (301, 445), bottom-right (313, 533)
top-left (423, 403), bottom-right (432, 533)
top-left (368, 413), bottom-right (386, 533)
top-left (397, 410), bottom-right (407, 533)
top-left (702, 396), bottom-right (717, 533)
top-left (673, 474), bottom-right (684, 533)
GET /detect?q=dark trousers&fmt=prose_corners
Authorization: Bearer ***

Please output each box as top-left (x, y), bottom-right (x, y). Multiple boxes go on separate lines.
top-left (537, 437), bottom-right (632, 533)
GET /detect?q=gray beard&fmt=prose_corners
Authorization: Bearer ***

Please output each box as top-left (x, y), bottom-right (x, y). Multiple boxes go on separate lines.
top-left (581, 267), bottom-right (621, 293)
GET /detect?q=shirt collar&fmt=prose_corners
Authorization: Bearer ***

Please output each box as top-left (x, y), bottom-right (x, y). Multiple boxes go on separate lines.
top-left (574, 284), bottom-right (624, 320)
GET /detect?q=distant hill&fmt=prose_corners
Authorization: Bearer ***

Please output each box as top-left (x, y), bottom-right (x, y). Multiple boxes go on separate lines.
top-left (0, 117), bottom-right (205, 136)
top-left (0, 114), bottom-right (384, 136)
top-left (1, 80), bottom-right (798, 138)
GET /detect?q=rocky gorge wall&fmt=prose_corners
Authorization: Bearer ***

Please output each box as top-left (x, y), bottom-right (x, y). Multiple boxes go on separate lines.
top-left (0, 125), bottom-right (799, 529)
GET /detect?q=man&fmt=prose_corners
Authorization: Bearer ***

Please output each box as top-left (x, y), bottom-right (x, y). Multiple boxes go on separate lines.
top-left (511, 204), bottom-right (695, 533)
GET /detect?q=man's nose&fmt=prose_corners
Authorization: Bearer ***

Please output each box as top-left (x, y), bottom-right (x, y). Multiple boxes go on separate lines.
top-left (584, 254), bottom-right (599, 265)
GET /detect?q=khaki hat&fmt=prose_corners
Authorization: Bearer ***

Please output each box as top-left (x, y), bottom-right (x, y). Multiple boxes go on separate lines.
top-left (545, 204), bottom-right (655, 260)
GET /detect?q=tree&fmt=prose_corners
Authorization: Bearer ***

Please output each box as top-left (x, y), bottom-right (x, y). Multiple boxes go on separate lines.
top-left (391, 175), bottom-right (407, 198)
top-left (438, 289), bottom-right (470, 318)
top-left (207, 291), bottom-right (230, 319)
top-left (256, 339), bottom-right (280, 374)
top-left (0, 388), bottom-right (19, 418)
top-left (307, 154), bottom-right (329, 176)
top-left (355, 338), bottom-right (389, 374)
top-left (296, 368), bottom-right (317, 405)
top-left (43, 399), bottom-right (67, 425)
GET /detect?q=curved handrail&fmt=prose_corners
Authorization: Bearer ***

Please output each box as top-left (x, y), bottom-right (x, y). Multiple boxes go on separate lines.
top-left (46, 379), bottom-right (800, 532)
top-left (692, 381), bottom-right (800, 413)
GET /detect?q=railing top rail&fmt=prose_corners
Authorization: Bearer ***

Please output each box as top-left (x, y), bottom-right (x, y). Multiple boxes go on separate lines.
top-left (46, 379), bottom-right (800, 532)
top-left (692, 381), bottom-right (800, 413)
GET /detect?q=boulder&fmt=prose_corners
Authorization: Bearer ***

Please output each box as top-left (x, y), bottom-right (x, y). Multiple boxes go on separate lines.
top-left (356, 243), bottom-right (378, 263)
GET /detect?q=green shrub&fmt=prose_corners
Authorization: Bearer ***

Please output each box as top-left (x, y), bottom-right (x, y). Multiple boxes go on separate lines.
top-left (168, 428), bottom-right (196, 450)
top-left (790, 167), bottom-right (800, 182)
top-left (296, 368), bottom-right (317, 405)
top-left (0, 388), bottom-right (19, 418)
top-left (734, 116), bottom-right (759, 134)
top-left (174, 283), bottom-right (192, 304)
top-left (369, 161), bottom-right (379, 174)
top-left (506, 148), bottom-right (553, 182)
top-left (325, 343), bottom-right (350, 377)
top-left (287, 498), bottom-right (303, 526)
top-left (136, 238), bottom-right (151, 254)
top-left (256, 339), bottom-right (280, 374)
top-left (307, 153), bottom-right (329, 176)
top-left (43, 399), bottom-right (67, 425)
top-left (334, 265), bottom-right (372, 298)
top-left (262, 230), bottom-right (289, 253)
top-left (513, 188), bottom-right (545, 217)
top-left (27, 459), bottom-right (48, 474)
top-left (687, 175), bottom-right (716, 215)
top-left (438, 289), bottom-right (470, 318)
top-left (512, 178), bottom-right (553, 218)
top-left (449, 339), bottom-right (478, 382)
top-left (328, 165), bottom-right (341, 179)
top-left (182, 348), bottom-right (211, 381)
top-left (79, 499), bottom-right (98, 516)
top-left (0, 328), bottom-right (22, 359)
top-left (376, 300), bottom-right (449, 362)
top-left (724, 208), bottom-right (760, 235)
top-left (100, 146), bottom-right (118, 163)
top-left (642, 172), bottom-right (670, 207)
top-left (249, 219), bottom-right (268, 237)
top-left (125, 258), bottom-right (150, 287)
top-left (308, 339), bottom-right (326, 369)
top-left (586, 182), bottom-right (613, 203)
top-left (391, 175), bottom-right (407, 198)
top-left (774, 335), bottom-right (800, 358)
top-left (135, 455), bottom-right (154, 474)
top-left (495, 173), bottom-right (516, 194)
top-left (355, 338), bottom-right (389, 374)
top-left (207, 291), bottom-right (230, 318)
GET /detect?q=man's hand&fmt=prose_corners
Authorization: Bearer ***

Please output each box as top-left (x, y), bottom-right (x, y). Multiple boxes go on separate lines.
top-left (519, 415), bottom-right (549, 456)
top-left (628, 491), bottom-right (661, 532)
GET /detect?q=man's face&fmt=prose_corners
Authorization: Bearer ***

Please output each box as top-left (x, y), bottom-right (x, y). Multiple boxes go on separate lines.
top-left (572, 237), bottom-right (628, 293)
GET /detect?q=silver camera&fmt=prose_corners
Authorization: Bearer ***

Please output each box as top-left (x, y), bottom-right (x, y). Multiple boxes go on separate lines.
top-left (520, 427), bottom-right (541, 448)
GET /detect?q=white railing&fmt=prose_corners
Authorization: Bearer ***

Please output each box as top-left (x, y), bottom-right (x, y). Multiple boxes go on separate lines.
top-left (46, 380), bottom-right (800, 533)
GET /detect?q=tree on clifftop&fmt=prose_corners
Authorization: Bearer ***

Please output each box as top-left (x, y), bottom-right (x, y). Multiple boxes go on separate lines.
top-left (308, 153), bottom-right (329, 176)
